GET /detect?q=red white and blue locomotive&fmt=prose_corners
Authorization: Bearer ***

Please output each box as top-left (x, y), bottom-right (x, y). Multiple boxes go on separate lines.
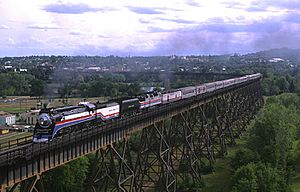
top-left (33, 73), bottom-right (262, 142)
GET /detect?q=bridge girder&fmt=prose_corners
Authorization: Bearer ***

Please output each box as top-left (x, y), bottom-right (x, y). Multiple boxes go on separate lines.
top-left (84, 81), bottom-right (263, 192)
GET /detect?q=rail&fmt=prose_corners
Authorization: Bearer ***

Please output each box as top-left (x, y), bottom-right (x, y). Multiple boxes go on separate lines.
top-left (0, 135), bottom-right (33, 153)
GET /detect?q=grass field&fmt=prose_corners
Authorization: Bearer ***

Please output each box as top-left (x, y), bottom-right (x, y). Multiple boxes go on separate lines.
top-left (201, 133), bottom-right (249, 192)
top-left (0, 96), bottom-right (109, 114)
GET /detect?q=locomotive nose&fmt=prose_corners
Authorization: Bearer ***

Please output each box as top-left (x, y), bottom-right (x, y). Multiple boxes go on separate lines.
top-left (38, 114), bottom-right (52, 128)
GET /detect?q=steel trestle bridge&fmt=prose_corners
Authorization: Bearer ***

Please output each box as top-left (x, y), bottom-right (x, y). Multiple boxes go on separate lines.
top-left (0, 77), bottom-right (263, 192)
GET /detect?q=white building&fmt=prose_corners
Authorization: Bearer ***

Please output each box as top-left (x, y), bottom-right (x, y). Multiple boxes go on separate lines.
top-left (0, 112), bottom-right (16, 126)
top-left (19, 68), bottom-right (28, 72)
top-left (4, 65), bottom-right (13, 69)
top-left (269, 58), bottom-right (284, 63)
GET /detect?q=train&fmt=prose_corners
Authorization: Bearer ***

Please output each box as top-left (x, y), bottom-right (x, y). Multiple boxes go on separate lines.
top-left (33, 73), bottom-right (262, 143)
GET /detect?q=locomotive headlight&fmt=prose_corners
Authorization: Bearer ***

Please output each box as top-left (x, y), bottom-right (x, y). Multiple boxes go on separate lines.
top-left (38, 114), bottom-right (52, 128)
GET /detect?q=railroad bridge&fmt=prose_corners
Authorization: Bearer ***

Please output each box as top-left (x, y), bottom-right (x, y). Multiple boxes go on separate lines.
top-left (0, 77), bottom-right (263, 192)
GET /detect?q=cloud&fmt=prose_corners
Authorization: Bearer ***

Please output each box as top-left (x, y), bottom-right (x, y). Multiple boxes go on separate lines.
top-left (254, 31), bottom-right (300, 50)
top-left (98, 35), bottom-right (110, 38)
top-left (222, 1), bottom-right (245, 9)
top-left (139, 18), bottom-right (151, 24)
top-left (6, 36), bottom-right (43, 48)
top-left (0, 25), bottom-right (9, 29)
top-left (69, 31), bottom-right (81, 36)
top-left (247, 0), bottom-right (300, 12)
top-left (245, 6), bottom-right (267, 12)
top-left (187, 17), bottom-right (282, 33)
top-left (144, 18), bottom-right (295, 55)
top-left (284, 13), bottom-right (300, 24)
top-left (147, 26), bottom-right (176, 33)
top-left (147, 18), bottom-right (282, 34)
top-left (145, 31), bottom-right (238, 55)
top-left (201, 21), bottom-right (282, 33)
top-left (127, 6), bottom-right (164, 14)
top-left (73, 44), bottom-right (132, 56)
top-left (156, 17), bottom-right (197, 24)
top-left (28, 23), bottom-right (62, 30)
top-left (43, 2), bottom-right (116, 14)
top-left (185, 0), bottom-right (202, 7)
top-left (272, 1), bottom-right (300, 10)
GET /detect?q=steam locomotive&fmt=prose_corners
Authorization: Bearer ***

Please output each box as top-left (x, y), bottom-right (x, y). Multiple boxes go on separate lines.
top-left (33, 73), bottom-right (262, 142)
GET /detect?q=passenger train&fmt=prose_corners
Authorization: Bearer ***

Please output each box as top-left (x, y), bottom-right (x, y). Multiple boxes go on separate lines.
top-left (33, 73), bottom-right (262, 142)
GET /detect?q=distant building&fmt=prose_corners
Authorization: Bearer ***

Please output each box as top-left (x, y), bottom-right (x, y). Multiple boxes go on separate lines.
top-left (269, 58), bottom-right (284, 63)
top-left (0, 112), bottom-right (16, 126)
top-left (4, 65), bottom-right (13, 69)
top-left (87, 67), bottom-right (101, 71)
top-left (19, 68), bottom-right (28, 72)
top-left (0, 126), bottom-right (9, 135)
top-left (20, 110), bottom-right (40, 125)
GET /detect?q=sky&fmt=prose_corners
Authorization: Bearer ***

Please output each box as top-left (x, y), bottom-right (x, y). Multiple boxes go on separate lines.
top-left (0, 0), bottom-right (300, 57)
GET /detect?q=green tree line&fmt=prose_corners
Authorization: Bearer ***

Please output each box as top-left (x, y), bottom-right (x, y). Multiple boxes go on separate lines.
top-left (0, 73), bottom-right (44, 97)
top-left (230, 93), bottom-right (300, 192)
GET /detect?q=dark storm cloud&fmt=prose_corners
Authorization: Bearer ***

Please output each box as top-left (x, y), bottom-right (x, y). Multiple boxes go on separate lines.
top-left (146, 31), bottom-right (239, 55)
top-left (127, 6), bottom-right (164, 14)
top-left (254, 31), bottom-right (300, 50)
top-left (147, 30), bottom-right (300, 56)
top-left (43, 3), bottom-right (117, 14)
top-left (202, 20), bottom-right (281, 33)
top-left (145, 17), bottom-right (299, 55)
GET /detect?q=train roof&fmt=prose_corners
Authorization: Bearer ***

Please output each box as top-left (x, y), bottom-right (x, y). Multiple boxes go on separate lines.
top-left (95, 101), bottom-right (118, 108)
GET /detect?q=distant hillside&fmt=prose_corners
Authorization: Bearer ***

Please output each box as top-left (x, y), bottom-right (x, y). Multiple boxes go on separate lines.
top-left (250, 48), bottom-right (300, 63)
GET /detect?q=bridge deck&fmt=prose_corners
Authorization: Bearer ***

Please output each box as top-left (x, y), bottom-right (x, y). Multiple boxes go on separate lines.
top-left (0, 79), bottom-right (261, 191)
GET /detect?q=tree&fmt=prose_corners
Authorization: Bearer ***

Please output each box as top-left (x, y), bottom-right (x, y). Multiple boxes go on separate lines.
top-left (230, 148), bottom-right (259, 170)
top-left (43, 157), bottom-right (89, 192)
top-left (30, 79), bottom-right (45, 97)
top-left (231, 163), bottom-right (258, 192)
top-left (231, 162), bottom-right (288, 192)
top-left (254, 163), bottom-right (287, 192)
top-left (266, 93), bottom-right (300, 112)
top-left (247, 103), bottom-right (297, 169)
top-left (275, 76), bottom-right (289, 93)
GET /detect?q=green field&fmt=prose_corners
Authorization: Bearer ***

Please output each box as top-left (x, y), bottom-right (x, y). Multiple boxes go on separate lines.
top-left (0, 96), bottom-right (109, 114)
top-left (0, 107), bottom-right (27, 113)
top-left (201, 134), bottom-right (249, 192)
